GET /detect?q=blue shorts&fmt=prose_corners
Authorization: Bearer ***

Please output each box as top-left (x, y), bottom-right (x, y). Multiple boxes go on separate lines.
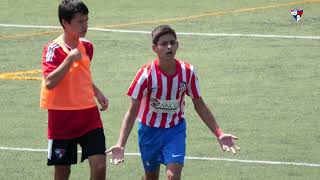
top-left (138, 119), bottom-right (186, 172)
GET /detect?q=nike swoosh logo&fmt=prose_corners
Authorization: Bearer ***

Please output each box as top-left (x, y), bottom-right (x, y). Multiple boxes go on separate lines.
top-left (172, 154), bottom-right (182, 158)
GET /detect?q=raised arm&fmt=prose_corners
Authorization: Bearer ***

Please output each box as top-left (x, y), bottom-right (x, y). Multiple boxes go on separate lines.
top-left (45, 49), bottom-right (81, 89)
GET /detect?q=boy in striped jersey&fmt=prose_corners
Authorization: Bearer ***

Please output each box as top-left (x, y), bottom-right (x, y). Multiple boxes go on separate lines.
top-left (40, 1), bottom-right (108, 179)
top-left (107, 25), bottom-right (239, 180)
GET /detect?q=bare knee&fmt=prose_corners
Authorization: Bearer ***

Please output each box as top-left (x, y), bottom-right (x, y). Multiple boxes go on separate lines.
top-left (144, 167), bottom-right (160, 180)
top-left (166, 164), bottom-right (182, 180)
top-left (54, 165), bottom-right (71, 180)
top-left (91, 161), bottom-right (106, 178)
top-left (93, 161), bottom-right (106, 174)
top-left (166, 170), bottom-right (181, 180)
top-left (88, 155), bottom-right (106, 180)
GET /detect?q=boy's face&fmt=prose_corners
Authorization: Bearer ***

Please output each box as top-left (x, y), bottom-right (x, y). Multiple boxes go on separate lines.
top-left (63, 13), bottom-right (88, 38)
top-left (152, 33), bottom-right (178, 62)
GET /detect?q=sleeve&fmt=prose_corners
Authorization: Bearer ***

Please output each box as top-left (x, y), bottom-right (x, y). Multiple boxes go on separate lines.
top-left (127, 66), bottom-right (148, 101)
top-left (42, 42), bottom-right (63, 77)
top-left (186, 66), bottom-right (201, 99)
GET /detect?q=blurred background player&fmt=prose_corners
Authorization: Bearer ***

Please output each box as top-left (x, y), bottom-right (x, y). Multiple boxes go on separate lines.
top-left (106, 25), bottom-right (240, 180)
top-left (40, 0), bottom-right (108, 179)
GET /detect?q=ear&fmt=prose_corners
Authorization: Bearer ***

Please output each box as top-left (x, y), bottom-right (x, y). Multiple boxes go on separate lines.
top-left (176, 41), bottom-right (179, 49)
top-left (152, 44), bottom-right (157, 53)
top-left (61, 19), bottom-right (70, 28)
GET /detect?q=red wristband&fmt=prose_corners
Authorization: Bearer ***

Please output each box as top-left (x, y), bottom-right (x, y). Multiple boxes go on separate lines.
top-left (214, 128), bottom-right (223, 138)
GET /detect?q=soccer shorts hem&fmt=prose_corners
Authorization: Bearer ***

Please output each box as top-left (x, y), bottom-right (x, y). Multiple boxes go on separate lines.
top-left (138, 119), bottom-right (186, 171)
top-left (47, 128), bottom-right (106, 166)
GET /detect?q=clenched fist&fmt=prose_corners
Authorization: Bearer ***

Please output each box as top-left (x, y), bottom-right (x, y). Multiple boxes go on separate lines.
top-left (69, 48), bottom-right (82, 62)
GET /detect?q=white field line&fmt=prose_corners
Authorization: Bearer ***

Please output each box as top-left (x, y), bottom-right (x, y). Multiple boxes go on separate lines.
top-left (1, 23), bottom-right (320, 40)
top-left (0, 24), bottom-right (62, 29)
top-left (1, 146), bottom-right (319, 167)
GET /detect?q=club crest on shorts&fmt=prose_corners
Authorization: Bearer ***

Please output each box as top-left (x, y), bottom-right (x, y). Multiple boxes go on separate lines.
top-left (145, 161), bottom-right (151, 166)
top-left (55, 148), bottom-right (66, 159)
top-left (290, 8), bottom-right (303, 22)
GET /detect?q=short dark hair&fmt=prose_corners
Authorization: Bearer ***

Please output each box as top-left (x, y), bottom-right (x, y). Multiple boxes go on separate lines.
top-left (151, 25), bottom-right (177, 45)
top-left (58, 0), bottom-right (89, 27)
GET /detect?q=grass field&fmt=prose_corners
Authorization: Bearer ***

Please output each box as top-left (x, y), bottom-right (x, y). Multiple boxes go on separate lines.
top-left (1, 0), bottom-right (320, 179)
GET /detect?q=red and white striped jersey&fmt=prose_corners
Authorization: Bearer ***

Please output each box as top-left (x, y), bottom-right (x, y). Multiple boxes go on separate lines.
top-left (127, 59), bottom-right (201, 128)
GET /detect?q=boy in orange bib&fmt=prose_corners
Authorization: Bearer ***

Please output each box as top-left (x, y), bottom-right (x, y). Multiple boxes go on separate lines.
top-left (40, 1), bottom-right (108, 179)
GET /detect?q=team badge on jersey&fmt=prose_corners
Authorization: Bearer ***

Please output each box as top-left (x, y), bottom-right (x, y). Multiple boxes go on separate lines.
top-left (290, 8), bottom-right (303, 22)
top-left (55, 148), bottom-right (66, 159)
top-left (179, 82), bottom-right (187, 92)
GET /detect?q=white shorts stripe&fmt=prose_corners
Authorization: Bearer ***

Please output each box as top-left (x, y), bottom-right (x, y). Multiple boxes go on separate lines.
top-left (47, 139), bottom-right (53, 160)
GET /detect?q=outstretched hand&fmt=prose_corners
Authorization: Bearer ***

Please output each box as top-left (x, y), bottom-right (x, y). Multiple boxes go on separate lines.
top-left (105, 145), bottom-right (124, 165)
top-left (218, 134), bottom-right (240, 154)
